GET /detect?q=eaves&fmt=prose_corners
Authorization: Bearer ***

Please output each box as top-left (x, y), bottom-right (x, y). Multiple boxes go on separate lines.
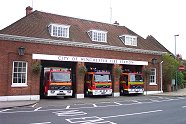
top-left (0, 34), bottom-right (167, 55)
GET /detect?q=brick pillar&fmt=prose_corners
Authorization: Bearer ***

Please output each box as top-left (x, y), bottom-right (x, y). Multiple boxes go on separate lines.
top-left (112, 64), bottom-right (122, 97)
top-left (31, 60), bottom-right (41, 100)
top-left (75, 62), bottom-right (86, 99)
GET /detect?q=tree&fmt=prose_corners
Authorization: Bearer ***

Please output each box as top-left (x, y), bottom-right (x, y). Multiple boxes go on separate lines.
top-left (162, 54), bottom-right (179, 91)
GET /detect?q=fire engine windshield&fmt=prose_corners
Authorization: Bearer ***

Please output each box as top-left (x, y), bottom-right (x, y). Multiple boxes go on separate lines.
top-left (51, 72), bottom-right (71, 82)
top-left (94, 74), bottom-right (111, 82)
top-left (130, 74), bottom-right (143, 82)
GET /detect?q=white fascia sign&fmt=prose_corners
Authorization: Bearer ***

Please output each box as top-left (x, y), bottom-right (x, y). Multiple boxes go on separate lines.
top-left (32, 54), bottom-right (148, 65)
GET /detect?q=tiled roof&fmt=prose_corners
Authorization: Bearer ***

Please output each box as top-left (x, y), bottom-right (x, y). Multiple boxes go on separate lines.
top-left (0, 10), bottom-right (169, 53)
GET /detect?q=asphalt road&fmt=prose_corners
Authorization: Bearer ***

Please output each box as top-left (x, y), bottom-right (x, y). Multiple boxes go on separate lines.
top-left (0, 96), bottom-right (186, 124)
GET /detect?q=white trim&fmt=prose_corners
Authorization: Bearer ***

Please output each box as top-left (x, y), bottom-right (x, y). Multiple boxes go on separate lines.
top-left (88, 29), bottom-right (107, 42)
top-left (144, 91), bottom-right (163, 95)
top-left (0, 95), bottom-right (40, 101)
top-left (32, 54), bottom-right (148, 65)
top-left (12, 61), bottom-right (28, 87)
top-left (48, 23), bottom-right (70, 38)
top-left (0, 34), bottom-right (167, 56)
top-left (149, 68), bottom-right (157, 84)
top-left (120, 35), bottom-right (137, 46)
top-left (11, 84), bottom-right (28, 87)
top-left (75, 94), bottom-right (84, 99)
top-left (149, 83), bottom-right (157, 86)
top-left (113, 92), bottom-right (120, 97)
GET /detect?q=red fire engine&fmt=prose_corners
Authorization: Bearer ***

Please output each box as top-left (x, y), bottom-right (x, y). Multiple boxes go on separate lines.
top-left (84, 68), bottom-right (112, 96)
top-left (120, 72), bottom-right (144, 95)
top-left (43, 67), bottom-right (73, 97)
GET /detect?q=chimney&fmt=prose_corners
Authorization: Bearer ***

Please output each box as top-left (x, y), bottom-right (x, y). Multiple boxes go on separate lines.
top-left (113, 21), bottom-right (119, 25)
top-left (26, 6), bottom-right (33, 16)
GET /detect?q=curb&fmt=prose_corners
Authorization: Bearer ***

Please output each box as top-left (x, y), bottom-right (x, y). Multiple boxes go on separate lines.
top-left (0, 101), bottom-right (39, 109)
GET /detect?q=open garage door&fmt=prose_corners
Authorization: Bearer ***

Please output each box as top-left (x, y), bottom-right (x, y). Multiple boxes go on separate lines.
top-left (40, 60), bottom-right (76, 98)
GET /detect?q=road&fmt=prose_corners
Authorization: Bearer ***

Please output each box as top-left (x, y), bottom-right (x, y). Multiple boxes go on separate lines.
top-left (0, 96), bottom-right (186, 124)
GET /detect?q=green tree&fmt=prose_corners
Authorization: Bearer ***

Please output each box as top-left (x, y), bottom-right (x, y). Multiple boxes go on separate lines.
top-left (177, 72), bottom-right (184, 88)
top-left (162, 54), bottom-right (179, 91)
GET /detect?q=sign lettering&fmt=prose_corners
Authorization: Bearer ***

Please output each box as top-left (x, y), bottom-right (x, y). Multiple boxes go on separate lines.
top-left (32, 54), bottom-right (148, 65)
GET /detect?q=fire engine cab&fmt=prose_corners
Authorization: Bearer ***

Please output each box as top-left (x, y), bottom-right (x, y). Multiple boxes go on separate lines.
top-left (120, 72), bottom-right (144, 95)
top-left (42, 67), bottom-right (73, 97)
top-left (84, 68), bottom-right (112, 96)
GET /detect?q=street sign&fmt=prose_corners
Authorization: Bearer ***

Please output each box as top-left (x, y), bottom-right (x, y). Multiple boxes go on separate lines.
top-left (179, 65), bottom-right (185, 71)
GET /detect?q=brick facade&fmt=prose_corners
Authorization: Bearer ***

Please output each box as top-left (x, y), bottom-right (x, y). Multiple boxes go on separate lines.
top-left (0, 39), bottom-right (162, 100)
top-left (0, 8), bottom-right (167, 101)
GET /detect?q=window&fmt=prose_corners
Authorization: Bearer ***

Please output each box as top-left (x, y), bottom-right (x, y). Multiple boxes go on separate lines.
top-left (149, 68), bottom-right (156, 85)
top-left (12, 61), bottom-right (28, 87)
top-left (48, 24), bottom-right (70, 38)
top-left (119, 35), bottom-right (137, 46)
top-left (88, 30), bottom-right (107, 42)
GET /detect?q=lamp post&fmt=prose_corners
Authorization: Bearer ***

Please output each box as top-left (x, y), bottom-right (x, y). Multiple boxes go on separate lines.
top-left (174, 34), bottom-right (179, 91)
top-left (18, 46), bottom-right (25, 56)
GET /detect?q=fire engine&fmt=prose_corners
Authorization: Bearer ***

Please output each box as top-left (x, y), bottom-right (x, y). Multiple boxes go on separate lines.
top-left (120, 72), bottom-right (144, 95)
top-left (84, 68), bottom-right (112, 96)
top-left (43, 67), bottom-right (73, 97)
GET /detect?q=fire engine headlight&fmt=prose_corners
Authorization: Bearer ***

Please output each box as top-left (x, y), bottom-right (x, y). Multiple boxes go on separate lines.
top-left (67, 90), bottom-right (71, 93)
top-left (51, 90), bottom-right (55, 93)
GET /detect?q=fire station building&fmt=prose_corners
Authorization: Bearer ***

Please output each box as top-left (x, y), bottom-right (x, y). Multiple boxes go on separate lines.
top-left (0, 7), bottom-right (169, 101)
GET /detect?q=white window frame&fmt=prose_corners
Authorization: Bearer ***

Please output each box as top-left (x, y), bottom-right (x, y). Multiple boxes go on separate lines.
top-left (12, 61), bottom-right (28, 87)
top-left (48, 24), bottom-right (70, 38)
top-left (88, 30), bottom-right (107, 42)
top-left (119, 35), bottom-right (137, 46)
top-left (149, 68), bottom-right (157, 85)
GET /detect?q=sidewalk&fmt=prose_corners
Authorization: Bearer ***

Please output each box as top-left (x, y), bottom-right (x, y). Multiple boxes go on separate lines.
top-left (0, 100), bottom-right (38, 109)
top-left (1, 88), bottom-right (186, 109)
top-left (152, 88), bottom-right (186, 97)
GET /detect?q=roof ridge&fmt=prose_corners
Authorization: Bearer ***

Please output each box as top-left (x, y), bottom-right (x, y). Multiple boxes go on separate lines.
top-left (35, 10), bottom-right (127, 28)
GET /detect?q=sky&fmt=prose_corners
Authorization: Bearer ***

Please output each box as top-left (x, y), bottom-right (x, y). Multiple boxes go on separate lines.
top-left (0, 0), bottom-right (185, 59)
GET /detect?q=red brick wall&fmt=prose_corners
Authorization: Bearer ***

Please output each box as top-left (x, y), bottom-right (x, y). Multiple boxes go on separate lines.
top-left (0, 39), bottom-right (162, 96)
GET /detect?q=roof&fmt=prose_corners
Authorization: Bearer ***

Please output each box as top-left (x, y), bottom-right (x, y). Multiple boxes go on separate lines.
top-left (0, 10), bottom-right (169, 53)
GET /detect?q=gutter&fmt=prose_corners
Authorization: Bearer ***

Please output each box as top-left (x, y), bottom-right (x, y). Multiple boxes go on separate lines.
top-left (0, 33), bottom-right (167, 56)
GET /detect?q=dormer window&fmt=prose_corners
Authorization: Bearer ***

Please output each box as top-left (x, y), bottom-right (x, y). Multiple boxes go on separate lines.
top-left (48, 24), bottom-right (70, 38)
top-left (88, 30), bottom-right (107, 42)
top-left (119, 35), bottom-right (137, 46)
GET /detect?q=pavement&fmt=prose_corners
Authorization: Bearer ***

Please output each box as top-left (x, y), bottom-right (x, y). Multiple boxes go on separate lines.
top-left (0, 88), bottom-right (186, 109)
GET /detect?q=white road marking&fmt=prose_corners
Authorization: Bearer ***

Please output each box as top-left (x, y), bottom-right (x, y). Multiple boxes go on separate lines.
top-left (182, 106), bottom-right (186, 108)
top-left (66, 105), bottom-right (70, 109)
top-left (149, 99), bottom-right (160, 102)
top-left (93, 104), bottom-right (97, 107)
top-left (66, 110), bottom-right (162, 124)
top-left (100, 102), bottom-right (111, 104)
top-left (2, 97), bottom-right (183, 114)
top-left (132, 100), bottom-right (142, 104)
top-left (101, 110), bottom-right (163, 119)
top-left (177, 97), bottom-right (185, 99)
top-left (32, 103), bottom-right (38, 108)
top-left (114, 102), bottom-right (122, 105)
top-left (66, 116), bottom-right (117, 124)
top-left (30, 122), bottom-right (51, 124)
top-left (34, 107), bottom-right (42, 111)
top-left (0, 109), bottom-right (12, 112)
top-left (66, 116), bottom-right (103, 123)
top-left (53, 110), bottom-right (87, 116)
top-left (82, 121), bottom-right (116, 124)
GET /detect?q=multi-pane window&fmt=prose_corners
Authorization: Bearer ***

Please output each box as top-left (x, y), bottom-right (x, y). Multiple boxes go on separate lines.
top-left (88, 30), bottom-right (107, 42)
top-left (48, 24), bottom-right (70, 38)
top-left (149, 68), bottom-right (156, 84)
top-left (12, 61), bottom-right (27, 87)
top-left (119, 35), bottom-right (137, 46)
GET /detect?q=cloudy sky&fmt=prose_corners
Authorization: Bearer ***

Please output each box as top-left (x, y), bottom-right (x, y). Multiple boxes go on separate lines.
top-left (0, 0), bottom-right (185, 59)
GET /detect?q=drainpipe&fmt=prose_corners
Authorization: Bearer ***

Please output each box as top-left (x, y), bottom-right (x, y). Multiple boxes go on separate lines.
top-left (160, 61), bottom-right (163, 92)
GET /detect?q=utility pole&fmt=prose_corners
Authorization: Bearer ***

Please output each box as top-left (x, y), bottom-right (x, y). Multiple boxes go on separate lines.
top-left (110, 0), bottom-right (112, 23)
top-left (174, 34), bottom-right (179, 91)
